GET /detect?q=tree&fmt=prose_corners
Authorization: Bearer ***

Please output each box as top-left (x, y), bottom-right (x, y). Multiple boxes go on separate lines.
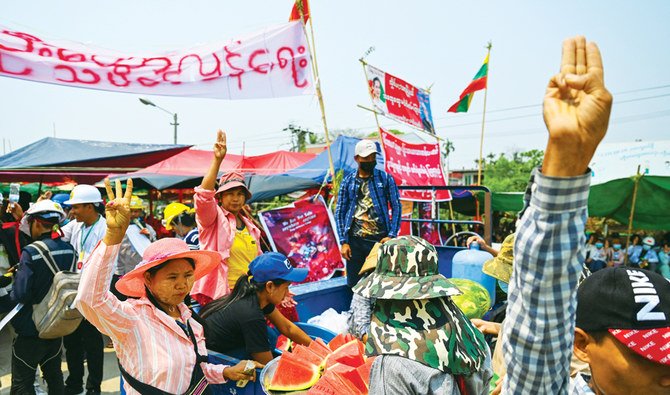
top-left (284, 124), bottom-right (320, 152)
top-left (480, 149), bottom-right (544, 192)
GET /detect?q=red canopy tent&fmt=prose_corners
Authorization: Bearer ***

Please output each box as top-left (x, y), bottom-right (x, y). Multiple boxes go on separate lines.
top-left (107, 149), bottom-right (317, 190)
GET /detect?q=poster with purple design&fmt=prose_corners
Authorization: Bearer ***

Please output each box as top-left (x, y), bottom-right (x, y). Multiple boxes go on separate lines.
top-left (258, 196), bottom-right (344, 283)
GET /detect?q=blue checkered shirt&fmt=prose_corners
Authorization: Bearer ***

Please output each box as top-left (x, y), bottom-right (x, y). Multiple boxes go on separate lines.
top-left (335, 169), bottom-right (401, 244)
top-left (502, 168), bottom-right (591, 394)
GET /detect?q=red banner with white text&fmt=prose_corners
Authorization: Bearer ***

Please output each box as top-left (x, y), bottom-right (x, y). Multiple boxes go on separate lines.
top-left (380, 129), bottom-right (451, 201)
top-left (0, 22), bottom-right (313, 99)
top-left (366, 64), bottom-right (435, 134)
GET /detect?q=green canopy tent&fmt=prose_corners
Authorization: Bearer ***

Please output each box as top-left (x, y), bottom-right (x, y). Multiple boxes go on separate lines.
top-left (588, 176), bottom-right (670, 231)
top-left (470, 176), bottom-right (670, 231)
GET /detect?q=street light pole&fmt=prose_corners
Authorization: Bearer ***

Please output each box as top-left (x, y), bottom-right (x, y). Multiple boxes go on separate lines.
top-left (171, 113), bottom-right (179, 145)
top-left (139, 98), bottom-right (179, 144)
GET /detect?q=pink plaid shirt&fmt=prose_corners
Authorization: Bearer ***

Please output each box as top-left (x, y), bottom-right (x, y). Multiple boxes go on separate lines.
top-left (192, 186), bottom-right (262, 302)
top-left (75, 242), bottom-right (228, 394)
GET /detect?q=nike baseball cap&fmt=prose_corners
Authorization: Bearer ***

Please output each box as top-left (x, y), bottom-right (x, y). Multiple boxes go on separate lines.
top-left (576, 267), bottom-right (670, 365)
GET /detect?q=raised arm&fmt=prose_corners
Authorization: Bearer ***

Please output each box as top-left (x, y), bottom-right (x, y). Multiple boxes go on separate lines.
top-left (502, 36), bottom-right (612, 394)
top-left (201, 130), bottom-right (227, 191)
top-left (76, 179), bottom-right (138, 337)
top-left (195, 131), bottom-right (228, 229)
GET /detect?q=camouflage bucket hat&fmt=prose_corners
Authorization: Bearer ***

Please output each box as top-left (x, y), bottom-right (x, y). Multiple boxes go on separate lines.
top-left (366, 296), bottom-right (489, 375)
top-left (482, 233), bottom-right (515, 283)
top-left (353, 236), bottom-right (461, 300)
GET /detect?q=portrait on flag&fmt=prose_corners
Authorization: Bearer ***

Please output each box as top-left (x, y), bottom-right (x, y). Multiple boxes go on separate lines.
top-left (258, 196), bottom-right (344, 283)
top-left (0, 21), bottom-right (313, 99)
top-left (365, 64), bottom-right (435, 134)
top-left (380, 128), bottom-right (451, 201)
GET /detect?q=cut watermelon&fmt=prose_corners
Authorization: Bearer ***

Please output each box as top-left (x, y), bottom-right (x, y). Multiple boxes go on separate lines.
top-left (325, 340), bottom-right (366, 369)
top-left (327, 333), bottom-right (350, 351)
top-left (293, 344), bottom-right (326, 368)
top-left (327, 363), bottom-right (367, 394)
top-left (306, 372), bottom-right (341, 395)
top-left (267, 353), bottom-right (320, 391)
top-left (356, 356), bottom-right (376, 389)
top-left (276, 335), bottom-right (293, 352)
top-left (309, 339), bottom-right (332, 359)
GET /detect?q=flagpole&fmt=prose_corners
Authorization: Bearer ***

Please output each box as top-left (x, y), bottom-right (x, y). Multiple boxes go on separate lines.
top-left (476, 41), bottom-right (492, 186)
top-left (624, 165), bottom-right (642, 265)
top-left (297, 1), bottom-right (336, 179)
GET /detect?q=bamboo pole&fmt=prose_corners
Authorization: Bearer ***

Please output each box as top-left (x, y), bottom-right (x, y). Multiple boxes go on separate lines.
top-left (624, 165), bottom-right (643, 265)
top-left (297, 1), bottom-right (336, 179)
top-left (476, 42), bottom-right (492, 186)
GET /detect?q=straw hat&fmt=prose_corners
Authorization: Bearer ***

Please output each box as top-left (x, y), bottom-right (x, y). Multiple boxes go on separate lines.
top-left (216, 171), bottom-right (251, 199)
top-left (115, 238), bottom-right (220, 297)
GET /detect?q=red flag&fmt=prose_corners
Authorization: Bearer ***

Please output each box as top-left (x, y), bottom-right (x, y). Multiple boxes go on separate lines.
top-left (289, 0), bottom-right (310, 23)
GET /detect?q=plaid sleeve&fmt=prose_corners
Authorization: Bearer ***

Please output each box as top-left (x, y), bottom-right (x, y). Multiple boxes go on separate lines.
top-left (502, 168), bottom-right (591, 395)
top-left (386, 174), bottom-right (401, 238)
top-left (335, 174), bottom-right (352, 245)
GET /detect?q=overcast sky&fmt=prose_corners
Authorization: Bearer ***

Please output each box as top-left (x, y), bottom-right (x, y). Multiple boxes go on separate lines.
top-left (1, 0), bottom-right (668, 170)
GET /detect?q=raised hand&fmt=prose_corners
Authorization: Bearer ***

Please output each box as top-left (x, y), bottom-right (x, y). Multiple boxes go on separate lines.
top-left (213, 129), bottom-right (227, 160)
top-left (103, 178), bottom-right (133, 245)
top-left (37, 191), bottom-right (52, 202)
top-left (542, 36), bottom-right (613, 177)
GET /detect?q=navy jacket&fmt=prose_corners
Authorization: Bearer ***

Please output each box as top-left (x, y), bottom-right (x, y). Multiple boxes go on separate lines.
top-left (0, 234), bottom-right (76, 337)
top-left (335, 168), bottom-right (401, 244)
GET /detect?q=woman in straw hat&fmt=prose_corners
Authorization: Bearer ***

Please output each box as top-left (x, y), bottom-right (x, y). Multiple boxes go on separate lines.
top-left (75, 179), bottom-right (262, 395)
top-left (191, 130), bottom-right (263, 305)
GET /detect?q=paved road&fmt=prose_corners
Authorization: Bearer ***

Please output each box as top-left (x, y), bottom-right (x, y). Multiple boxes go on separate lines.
top-left (0, 325), bottom-right (121, 394)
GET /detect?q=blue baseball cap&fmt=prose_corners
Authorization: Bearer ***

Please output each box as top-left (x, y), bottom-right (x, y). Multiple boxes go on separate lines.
top-left (248, 252), bottom-right (309, 283)
top-left (52, 193), bottom-right (71, 208)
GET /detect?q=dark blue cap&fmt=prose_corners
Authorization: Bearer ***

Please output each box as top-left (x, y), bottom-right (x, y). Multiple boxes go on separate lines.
top-left (248, 252), bottom-right (309, 283)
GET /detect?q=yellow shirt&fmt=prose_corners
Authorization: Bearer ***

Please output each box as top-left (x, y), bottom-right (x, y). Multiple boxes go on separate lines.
top-left (227, 226), bottom-right (259, 290)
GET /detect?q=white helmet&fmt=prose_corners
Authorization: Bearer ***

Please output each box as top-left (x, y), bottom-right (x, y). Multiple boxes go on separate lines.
top-left (19, 200), bottom-right (66, 235)
top-left (643, 236), bottom-right (655, 246)
top-left (64, 185), bottom-right (103, 205)
top-left (25, 200), bottom-right (66, 222)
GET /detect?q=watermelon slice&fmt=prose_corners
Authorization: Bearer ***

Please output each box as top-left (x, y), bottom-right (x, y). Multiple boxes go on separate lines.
top-left (276, 335), bottom-right (293, 352)
top-left (325, 340), bottom-right (366, 369)
top-left (327, 333), bottom-right (350, 351)
top-left (306, 372), bottom-right (341, 395)
top-left (309, 339), bottom-right (332, 359)
top-left (327, 363), bottom-right (367, 394)
top-left (356, 356), bottom-right (376, 389)
top-left (293, 344), bottom-right (326, 368)
top-left (267, 352), bottom-right (320, 391)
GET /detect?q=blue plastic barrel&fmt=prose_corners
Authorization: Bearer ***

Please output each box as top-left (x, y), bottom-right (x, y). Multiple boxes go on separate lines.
top-left (451, 242), bottom-right (496, 304)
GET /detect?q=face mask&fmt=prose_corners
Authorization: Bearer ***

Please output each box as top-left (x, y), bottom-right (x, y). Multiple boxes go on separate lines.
top-left (595, 242), bottom-right (603, 249)
top-left (359, 161), bottom-right (376, 172)
top-left (643, 245), bottom-right (651, 251)
top-left (613, 244), bottom-right (621, 250)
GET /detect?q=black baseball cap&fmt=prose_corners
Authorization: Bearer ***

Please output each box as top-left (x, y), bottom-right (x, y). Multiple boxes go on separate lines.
top-left (576, 267), bottom-right (670, 366)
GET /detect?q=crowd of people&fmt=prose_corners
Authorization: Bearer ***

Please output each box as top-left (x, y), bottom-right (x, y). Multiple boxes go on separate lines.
top-left (0, 35), bottom-right (668, 395)
top-left (583, 232), bottom-right (670, 278)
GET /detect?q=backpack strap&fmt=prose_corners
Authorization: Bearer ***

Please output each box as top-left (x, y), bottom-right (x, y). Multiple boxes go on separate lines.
top-left (30, 241), bottom-right (60, 276)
